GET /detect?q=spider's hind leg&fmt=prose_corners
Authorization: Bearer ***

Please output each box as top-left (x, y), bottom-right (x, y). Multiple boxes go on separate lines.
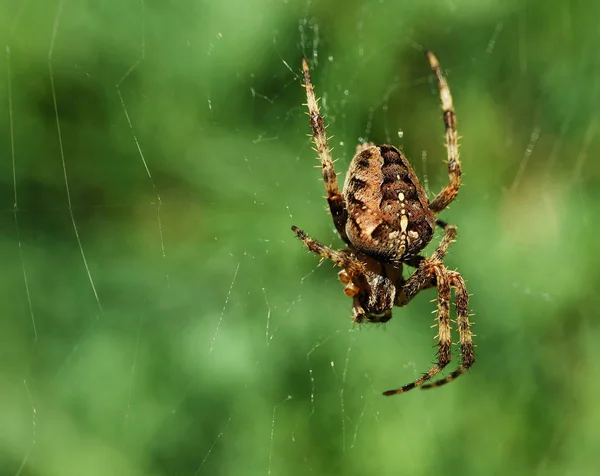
top-left (302, 58), bottom-right (349, 242)
top-left (425, 52), bottom-right (462, 215)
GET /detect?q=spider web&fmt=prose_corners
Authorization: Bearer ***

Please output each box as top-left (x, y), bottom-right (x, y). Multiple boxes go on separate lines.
top-left (1, 1), bottom-right (599, 475)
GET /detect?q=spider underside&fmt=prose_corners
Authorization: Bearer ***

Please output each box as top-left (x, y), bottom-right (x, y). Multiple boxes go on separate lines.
top-left (292, 52), bottom-right (475, 395)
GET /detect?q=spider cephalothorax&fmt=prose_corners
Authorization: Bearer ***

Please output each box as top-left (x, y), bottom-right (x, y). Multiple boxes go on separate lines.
top-left (292, 52), bottom-right (475, 395)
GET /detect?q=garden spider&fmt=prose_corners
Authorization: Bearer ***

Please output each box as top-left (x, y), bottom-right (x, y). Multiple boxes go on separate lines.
top-left (292, 52), bottom-right (474, 395)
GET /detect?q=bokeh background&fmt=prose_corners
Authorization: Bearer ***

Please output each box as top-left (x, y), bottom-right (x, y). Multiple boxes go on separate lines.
top-left (1, 0), bottom-right (599, 475)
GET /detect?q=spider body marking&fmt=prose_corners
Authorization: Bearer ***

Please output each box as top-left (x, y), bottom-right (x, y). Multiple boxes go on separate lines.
top-left (344, 144), bottom-right (435, 261)
top-left (292, 52), bottom-right (474, 395)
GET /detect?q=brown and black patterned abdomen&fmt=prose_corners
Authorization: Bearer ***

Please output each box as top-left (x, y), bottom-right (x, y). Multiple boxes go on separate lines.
top-left (343, 145), bottom-right (435, 261)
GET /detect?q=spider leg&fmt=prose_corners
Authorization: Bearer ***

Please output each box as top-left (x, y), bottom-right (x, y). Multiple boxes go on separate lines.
top-left (291, 226), bottom-right (363, 276)
top-left (425, 52), bottom-right (462, 215)
top-left (385, 224), bottom-right (462, 395)
top-left (383, 264), bottom-right (452, 395)
top-left (302, 58), bottom-right (349, 242)
top-left (403, 220), bottom-right (456, 268)
top-left (430, 222), bottom-right (457, 262)
top-left (422, 271), bottom-right (474, 389)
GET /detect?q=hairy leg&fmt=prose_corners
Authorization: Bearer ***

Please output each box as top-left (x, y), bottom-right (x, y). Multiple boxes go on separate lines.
top-left (302, 59), bottom-right (349, 242)
top-left (292, 226), bottom-right (363, 276)
top-left (384, 223), bottom-right (465, 395)
top-left (383, 264), bottom-right (452, 395)
top-left (422, 270), bottom-right (474, 389)
top-left (425, 52), bottom-right (462, 214)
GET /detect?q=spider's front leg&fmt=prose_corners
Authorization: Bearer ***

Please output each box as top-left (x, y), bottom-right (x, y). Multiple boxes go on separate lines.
top-left (422, 270), bottom-right (474, 390)
top-left (384, 223), bottom-right (472, 395)
top-left (384, 263), bottom-right (453, 395)
top-left (385, 261), bottom-right (474, 394)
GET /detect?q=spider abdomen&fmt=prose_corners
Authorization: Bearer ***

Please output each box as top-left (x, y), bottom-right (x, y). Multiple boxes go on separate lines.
top-left (343, 145), bottom-right (434, 261)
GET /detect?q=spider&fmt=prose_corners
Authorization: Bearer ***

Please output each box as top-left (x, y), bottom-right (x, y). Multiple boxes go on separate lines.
top-left (292, 52), bottom-right (474, 395)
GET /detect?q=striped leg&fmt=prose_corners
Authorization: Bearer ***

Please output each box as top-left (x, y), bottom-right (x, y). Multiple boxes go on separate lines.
top-left (291, 226), bottom-right (363, 276)
top-left (426, 52), bottom-right (462, 214)
top-left (384, 264), bottom-right (452, 395)
top-left (422, 271), bottom-right (474, 389)
top-left (302, 58), bottom-right (349, 242)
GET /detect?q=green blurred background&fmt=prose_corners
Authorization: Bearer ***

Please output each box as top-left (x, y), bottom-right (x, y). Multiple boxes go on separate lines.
top-left (1, 0), bottom-right (599, 475)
